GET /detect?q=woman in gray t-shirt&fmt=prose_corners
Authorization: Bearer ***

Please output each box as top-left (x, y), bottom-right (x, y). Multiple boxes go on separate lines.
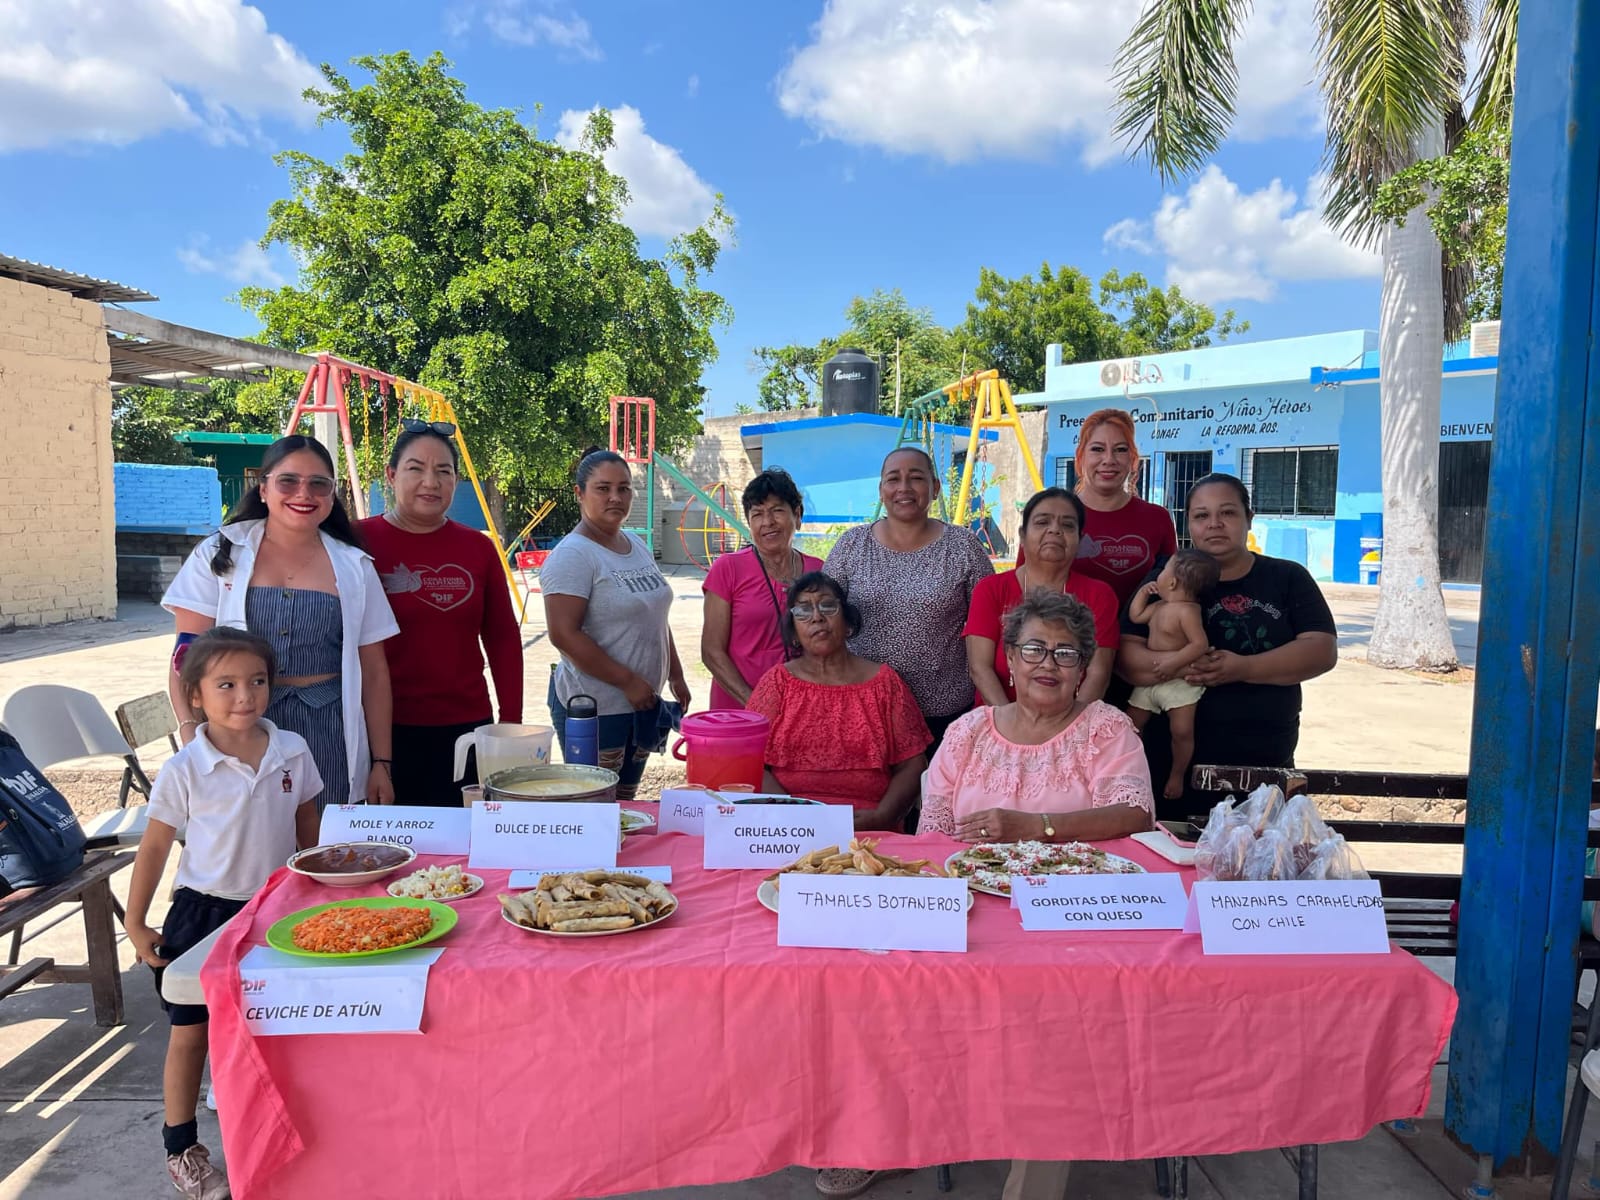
top-left (824, 447), bottom-right (994, 752)
top-left (541, 449), bottom-right (691, 800)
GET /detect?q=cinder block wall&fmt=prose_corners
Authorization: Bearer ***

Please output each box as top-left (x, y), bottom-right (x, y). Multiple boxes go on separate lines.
top-left (0, 276), bottom-right (116, 629)
top-left (113, 463), bottom-right (221, 533)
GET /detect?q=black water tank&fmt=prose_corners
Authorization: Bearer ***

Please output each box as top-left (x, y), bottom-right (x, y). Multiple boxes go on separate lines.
top-left (821, 347), bottom-right (880, 416)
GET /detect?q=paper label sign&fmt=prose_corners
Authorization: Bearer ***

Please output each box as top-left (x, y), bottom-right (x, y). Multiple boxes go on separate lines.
top-left (237, 945), bottom-right (444, 1036)
top-left (777, 874), bottom-right (968, 953)
top-left (1014, 872), bottom-right (1189, 931)
top-left (702, 803), bottom-right (855, 869)
top-left (1194, 880), bottom-right (1389, 955)
top-left (467, 801), bottom-right (619, 870)
top-left (658, 789), bottom-right (712, 836)
top-left (320, 806), bottom-right (471, 856)
top-left (508, 865), bottom-right (671, 888)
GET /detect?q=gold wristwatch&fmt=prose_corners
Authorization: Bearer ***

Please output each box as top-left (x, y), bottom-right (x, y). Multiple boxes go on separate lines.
top-left (1041, 813), bottom-right (1056, 839)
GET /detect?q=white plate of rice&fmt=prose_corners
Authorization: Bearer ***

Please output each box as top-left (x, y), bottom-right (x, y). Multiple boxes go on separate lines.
top-left (385, 864), bottom-right (485, 902)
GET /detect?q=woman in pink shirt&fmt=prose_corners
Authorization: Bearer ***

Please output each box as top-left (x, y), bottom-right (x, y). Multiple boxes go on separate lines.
top-left (923, 590), bottom-right (1154, 842)
top-left (700, 469), bottom-right (822, 709)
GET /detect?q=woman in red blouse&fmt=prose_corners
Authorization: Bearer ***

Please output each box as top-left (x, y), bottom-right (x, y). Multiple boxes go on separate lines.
top-left (1071, 408), bottom-right (1178, 612)
top-left (357, 421), bottom-right (524, 805)
top-left (745, 572), bottom-right (930, 830)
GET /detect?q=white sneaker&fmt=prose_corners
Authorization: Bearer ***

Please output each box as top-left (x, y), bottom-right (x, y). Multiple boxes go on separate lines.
top-left (204, 1085), bottom-right (217, 1112)
top-left (167, 1143), bottom-right (231, 1199)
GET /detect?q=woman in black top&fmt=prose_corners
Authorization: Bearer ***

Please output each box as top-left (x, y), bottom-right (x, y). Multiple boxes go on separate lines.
top-left (1119, 473), bottom-right (1338, 817)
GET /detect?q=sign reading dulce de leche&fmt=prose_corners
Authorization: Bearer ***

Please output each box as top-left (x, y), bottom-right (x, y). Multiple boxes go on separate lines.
top-left (467, 801), bottom-right (619, 870)
top-left (702, 803), bottom-right (854, 869)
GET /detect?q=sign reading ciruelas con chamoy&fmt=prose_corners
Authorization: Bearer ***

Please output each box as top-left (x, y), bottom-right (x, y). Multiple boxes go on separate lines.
top-left (701, 803), bottom-right (855, 869)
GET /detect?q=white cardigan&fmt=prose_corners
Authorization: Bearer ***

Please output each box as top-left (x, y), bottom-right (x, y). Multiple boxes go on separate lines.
top-left (161, 519), bottom-right (399, 804)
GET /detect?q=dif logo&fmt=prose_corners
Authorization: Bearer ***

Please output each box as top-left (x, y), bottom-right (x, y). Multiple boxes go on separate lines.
top-left (483, 801), bottom-right (503, 814)
top-left (716, 805), bottom-right (737, 816)
top-left (241, 978), bottom-right (268, 994)
top-left (1020, 875), bottom-right (1049, 889)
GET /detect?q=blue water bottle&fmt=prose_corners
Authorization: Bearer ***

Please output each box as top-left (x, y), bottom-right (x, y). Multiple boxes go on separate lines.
top-left (565, 693), bottom-right (599, 766)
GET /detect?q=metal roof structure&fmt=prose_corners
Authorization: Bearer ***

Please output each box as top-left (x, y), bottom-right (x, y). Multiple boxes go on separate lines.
top-left (102, 307), bottom-right (316, 391)
top-left (0, 252), bottom-right (156, 303)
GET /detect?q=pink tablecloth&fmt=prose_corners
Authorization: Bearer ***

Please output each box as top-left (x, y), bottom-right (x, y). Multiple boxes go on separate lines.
top-left (201, 815), bottom-right (1457, 1200)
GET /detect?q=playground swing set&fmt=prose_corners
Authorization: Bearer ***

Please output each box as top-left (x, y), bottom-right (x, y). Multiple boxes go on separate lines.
top-left (874, 368), bottom-right (1045, 553)
top-left (281, 353), bottom-right (528, 621)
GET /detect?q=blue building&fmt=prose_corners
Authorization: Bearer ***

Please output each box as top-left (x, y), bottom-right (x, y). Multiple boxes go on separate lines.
top-left (737, 412), bottom-right (999, 527)
top-left (1032, 329), bottom-right (1498, 584)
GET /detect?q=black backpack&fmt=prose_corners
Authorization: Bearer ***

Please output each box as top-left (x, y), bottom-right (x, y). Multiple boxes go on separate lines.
top-left (0, 730), bottom-right (88, 890)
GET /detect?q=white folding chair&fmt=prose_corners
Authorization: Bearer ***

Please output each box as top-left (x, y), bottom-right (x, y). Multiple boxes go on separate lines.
top-left (1, 685), bottom-right (157, 847)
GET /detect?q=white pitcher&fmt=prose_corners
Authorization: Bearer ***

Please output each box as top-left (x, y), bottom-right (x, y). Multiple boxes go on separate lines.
top-left (454, 723), bottom-right (554, 782)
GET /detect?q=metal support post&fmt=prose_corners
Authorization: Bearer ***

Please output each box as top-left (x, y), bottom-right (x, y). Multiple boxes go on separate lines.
top-left (1445, 0), bottom-right (1600, 1168)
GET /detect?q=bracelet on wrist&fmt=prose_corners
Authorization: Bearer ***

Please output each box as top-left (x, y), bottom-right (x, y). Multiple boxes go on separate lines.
top-left (178, 719), bottom-right (199, 729)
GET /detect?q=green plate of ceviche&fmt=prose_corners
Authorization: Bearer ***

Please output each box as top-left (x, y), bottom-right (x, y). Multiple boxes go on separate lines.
top-left (265, 896), bottom-right (458, 959)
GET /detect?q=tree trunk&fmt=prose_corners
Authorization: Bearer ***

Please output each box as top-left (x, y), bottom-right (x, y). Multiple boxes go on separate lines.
top-left (1368, 127), bottom-right (1459, 670)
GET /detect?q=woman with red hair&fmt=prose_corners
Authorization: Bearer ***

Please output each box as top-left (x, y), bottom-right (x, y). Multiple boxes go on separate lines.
top-left (1070, 408), bottom-right (1178, 612)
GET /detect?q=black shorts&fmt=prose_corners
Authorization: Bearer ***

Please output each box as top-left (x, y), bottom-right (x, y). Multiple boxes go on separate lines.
top-left (151, 888), bottom-right (248, 1026)
top-left (390, 717), bottom-right (489, 806)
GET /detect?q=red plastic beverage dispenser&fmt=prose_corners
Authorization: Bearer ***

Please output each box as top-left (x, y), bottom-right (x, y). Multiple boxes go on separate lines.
top-left (672, 710), bottom-right (770, 790)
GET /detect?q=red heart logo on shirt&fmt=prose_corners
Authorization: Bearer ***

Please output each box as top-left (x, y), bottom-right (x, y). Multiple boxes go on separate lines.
top-left (1080, 534), bottom-right (1151, 576)
top-left (413, 564), bottom-right (475, 612)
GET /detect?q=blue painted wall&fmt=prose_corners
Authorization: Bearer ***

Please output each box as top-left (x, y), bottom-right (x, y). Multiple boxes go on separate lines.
top-left (114, 463), bottom-right (221, 534)
top-left (743, 413), bottom-right (999, 526)
top-left (1041, 331), bottom-right (1499, 583)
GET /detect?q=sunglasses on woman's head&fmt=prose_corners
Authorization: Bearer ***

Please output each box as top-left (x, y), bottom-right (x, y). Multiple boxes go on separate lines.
top-left (400, 418), bottom-right (457, 437)
top-left (1012, 642), bottom-right (1085, 667)
top-left (266, 473), bottom-right (336, 498)
top-left (790, 600), bottom-right (841, 619)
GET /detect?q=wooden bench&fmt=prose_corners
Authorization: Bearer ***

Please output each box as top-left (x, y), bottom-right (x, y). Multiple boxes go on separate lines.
top-left (0, 849), bottom-right (135, 1026)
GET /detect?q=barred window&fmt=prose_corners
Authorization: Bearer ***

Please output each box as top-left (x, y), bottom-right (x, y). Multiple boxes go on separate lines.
top-left (1241, 446), bottom-right (1338, 517)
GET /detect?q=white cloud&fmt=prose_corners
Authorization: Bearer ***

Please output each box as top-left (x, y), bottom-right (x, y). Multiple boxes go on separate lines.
top-left (556, 105), bottom-right (718, 239)
top-left (1102, 165), bottom-right (1379, 303)
top-left (451, 1), bottom-right (601, 60)
top-left (0, 0), bottom-right (319, 152)
top-left (178, 237), bottom-right (286, 288)
top-left (686, 73), bottom-right (700, 98)
top-left (775, 0), bottom-right (1319, 165)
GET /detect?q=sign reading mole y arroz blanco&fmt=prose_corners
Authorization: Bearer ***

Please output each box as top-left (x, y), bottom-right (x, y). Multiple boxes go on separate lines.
top-left (1014, 872), bottom-right (1188, 931)
top-left (467, 800), bottom-right (619, 870)
top-left (320, 806), bottom-right (471, 856)
top-left (1193, 880), bottom-right (1388, 955)
top-left (702, 802), bottom-right (854, 869)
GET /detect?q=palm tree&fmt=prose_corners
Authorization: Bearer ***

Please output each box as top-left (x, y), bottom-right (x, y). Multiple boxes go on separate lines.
top-left (1112, 0), bottom-right (1517, 669)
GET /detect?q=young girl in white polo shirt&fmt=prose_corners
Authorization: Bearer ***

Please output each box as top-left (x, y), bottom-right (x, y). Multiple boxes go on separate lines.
top-left (124, 627), bottom-right (323, 1200)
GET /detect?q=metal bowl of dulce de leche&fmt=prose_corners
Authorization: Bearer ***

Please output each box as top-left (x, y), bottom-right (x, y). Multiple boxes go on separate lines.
top-left (482, 764), bottom-right (620, 805)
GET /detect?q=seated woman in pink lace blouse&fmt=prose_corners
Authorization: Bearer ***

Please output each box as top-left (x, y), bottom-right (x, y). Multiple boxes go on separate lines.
top-left (923, 590), bottom-right (1154, 842)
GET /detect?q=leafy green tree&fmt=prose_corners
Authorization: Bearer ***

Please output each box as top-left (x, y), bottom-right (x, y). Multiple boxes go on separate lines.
top-left (111, 375), bottom-right (291, 464)
top-left (1111, 0), bottom-right (1516, 670)
top-left (957, 263), bottom-right (1242, 393)
top-left (1374, 123), bottom-right (1509, 325)
top-left (1098, 269), bottom-right (1245, 356)
top-left (753, 289), bottom-right (964, 415)
top-left (241, 52), bottom-right (731, 523)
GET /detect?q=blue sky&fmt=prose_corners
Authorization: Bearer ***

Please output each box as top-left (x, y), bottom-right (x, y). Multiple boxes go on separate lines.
top-left (0, 0), bottom-right (1383, 416)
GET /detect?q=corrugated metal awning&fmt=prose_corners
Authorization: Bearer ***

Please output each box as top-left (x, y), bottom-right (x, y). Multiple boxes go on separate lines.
top-left (0, 252), bottom-right (156, 302)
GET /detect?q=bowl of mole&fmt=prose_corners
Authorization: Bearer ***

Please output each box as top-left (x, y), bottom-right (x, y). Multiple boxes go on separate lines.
top-left (287, 842), bottom-right (418, 888)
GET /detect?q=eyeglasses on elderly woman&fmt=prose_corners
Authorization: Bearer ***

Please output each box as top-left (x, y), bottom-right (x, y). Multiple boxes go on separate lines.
top-left (790, 600), bottom-right (841, 620)
top-left (1010, 641), bottom-right (1085, 667)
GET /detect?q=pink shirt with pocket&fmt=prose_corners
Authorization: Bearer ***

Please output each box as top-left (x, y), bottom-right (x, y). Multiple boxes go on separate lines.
top-left (702, 546), bottom-right (823, 709)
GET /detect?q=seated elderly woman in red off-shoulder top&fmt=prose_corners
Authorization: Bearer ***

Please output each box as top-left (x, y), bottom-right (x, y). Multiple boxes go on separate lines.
top-left (923, 590), bottom-right (1154, 842)
top-left (745, 571), bottom-right (931, 831)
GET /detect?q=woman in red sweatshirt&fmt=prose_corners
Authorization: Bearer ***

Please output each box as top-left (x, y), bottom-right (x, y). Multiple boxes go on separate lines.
top-left (357, 420), bottom-right (523, 805)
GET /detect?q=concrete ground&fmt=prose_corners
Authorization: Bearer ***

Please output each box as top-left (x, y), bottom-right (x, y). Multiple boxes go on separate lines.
top-left (2, 576), bottom-right (1576, 1199)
